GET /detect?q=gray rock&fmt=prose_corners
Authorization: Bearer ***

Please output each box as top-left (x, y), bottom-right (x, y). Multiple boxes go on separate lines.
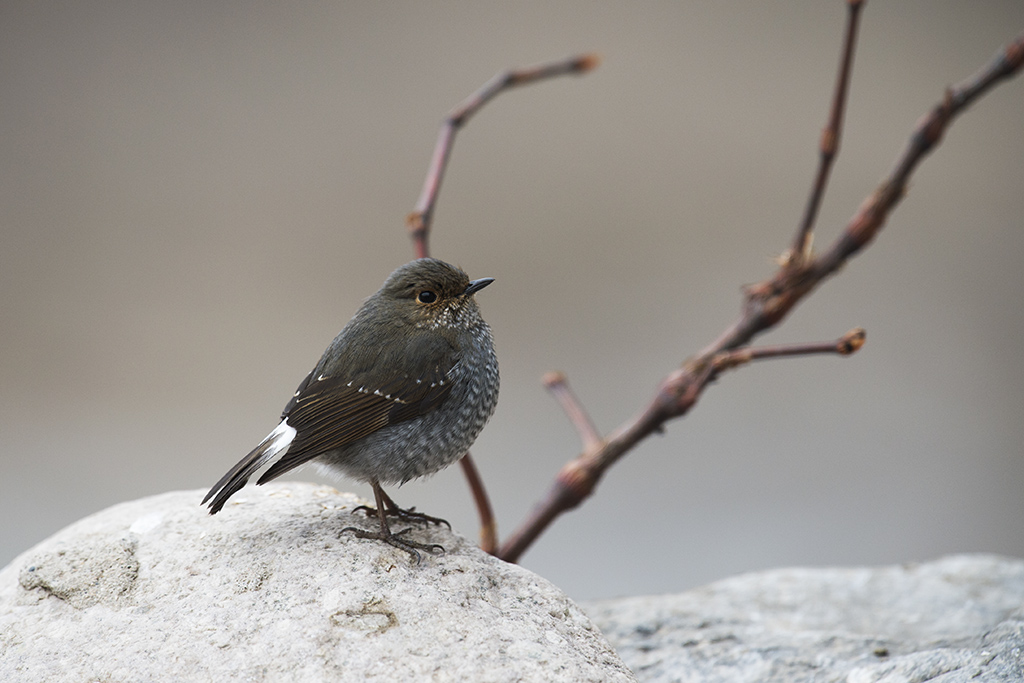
top-left (0, 483), bottom-right (636, 682)
top-left (584, 554), bottom-right (1024, 683)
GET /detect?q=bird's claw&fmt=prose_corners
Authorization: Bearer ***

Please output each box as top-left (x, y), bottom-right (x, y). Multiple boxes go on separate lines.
top-left (351, 503), bottom-right (451, 530)
top-left (340, 525), bottom-right (445, 564)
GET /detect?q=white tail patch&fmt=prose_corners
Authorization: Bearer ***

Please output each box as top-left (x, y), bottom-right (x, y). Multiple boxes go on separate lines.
top-left (255, 420), bottom-right (297, 467)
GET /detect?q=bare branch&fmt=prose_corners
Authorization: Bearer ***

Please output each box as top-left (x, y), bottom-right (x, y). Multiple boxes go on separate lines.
top-left (789, 0), bottom-right (864, 266)
top-left (407, 54), bottom-right (600, 257)
top-left (711, 328), bottom-right (866, 373)
top-left (713, 29), bottom-right (1024, 360)
top-left (498, 27), bottom-right (1024, 564)
top-left (543, 371), bottom-right (603, 452)
top-left (498, 330), bottom-right (865, 563)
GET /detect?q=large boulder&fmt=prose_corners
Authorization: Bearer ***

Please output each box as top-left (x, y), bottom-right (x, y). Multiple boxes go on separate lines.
top-left (0, 483), bottom-right (636, 682)
top-left (585, 554), bottom-right (1024, 682)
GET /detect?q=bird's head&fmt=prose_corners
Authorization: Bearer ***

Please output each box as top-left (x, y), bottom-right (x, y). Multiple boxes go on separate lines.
top-left (377, 258), bottom-right (494, 331)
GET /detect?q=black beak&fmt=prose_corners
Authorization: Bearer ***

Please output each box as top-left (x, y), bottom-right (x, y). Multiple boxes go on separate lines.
top-left (464, 277), bottom-right (494, 296)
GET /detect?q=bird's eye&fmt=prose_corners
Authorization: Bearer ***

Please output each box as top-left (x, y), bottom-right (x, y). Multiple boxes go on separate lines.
top-left (417, 290), bottom-right (437, 304)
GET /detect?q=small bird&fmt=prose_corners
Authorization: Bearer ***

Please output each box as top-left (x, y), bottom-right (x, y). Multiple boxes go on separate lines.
top-left (203, 258), bottom-right (499, 561)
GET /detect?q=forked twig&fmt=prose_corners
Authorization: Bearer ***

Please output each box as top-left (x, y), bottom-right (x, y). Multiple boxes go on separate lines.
top-left (405, 55), bottom-right (600, 553)
top-left (497, 20), bottom-right (1024, 562)
top-left (706, 28), bottom-right (1024, 359)
top-left (407, 54), bottom-right (599, 258)
top-left (498, 331), bottom-right (867, 562)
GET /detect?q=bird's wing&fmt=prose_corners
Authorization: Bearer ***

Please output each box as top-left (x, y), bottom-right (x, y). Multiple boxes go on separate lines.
top-left (253, 332), bottom-right (458, 484)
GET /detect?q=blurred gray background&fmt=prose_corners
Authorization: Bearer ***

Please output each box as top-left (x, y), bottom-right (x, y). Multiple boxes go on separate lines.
top-left (2, 1), bottom-right (1023, 601)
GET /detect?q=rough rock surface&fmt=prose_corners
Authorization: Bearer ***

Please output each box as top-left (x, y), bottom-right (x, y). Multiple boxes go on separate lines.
top-left (0, 483), bottom-right (636, 682)
top-left (584, 554), bottom-right (1024, 683)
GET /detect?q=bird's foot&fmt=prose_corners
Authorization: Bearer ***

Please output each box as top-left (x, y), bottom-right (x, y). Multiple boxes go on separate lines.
top-left (351, 503), bottom-right (451, 530)
top-left (340, 525), bottom-right (445, 564)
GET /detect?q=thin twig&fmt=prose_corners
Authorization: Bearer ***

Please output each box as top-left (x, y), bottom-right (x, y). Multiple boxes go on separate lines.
top-left (543, 372), bottom-right (603, 452)
top-left (497, 27), bottom-right (1024, 564)
top-left (711, 328), bottom-right (866, 373)
top-left (457, 451), bottom-right (498, 554)
top-left (407, 54), bottom-right (600, 257)
top-left (405, 55), bottom-right (600, 553)
top-left (789, 0), bottom-right (864, 266)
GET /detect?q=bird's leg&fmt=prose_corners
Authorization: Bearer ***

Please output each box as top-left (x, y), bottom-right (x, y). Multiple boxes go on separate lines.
top-left (351, 487), bottom-right (451, 529)
top-left (341, 482), bottom-right (445, 564)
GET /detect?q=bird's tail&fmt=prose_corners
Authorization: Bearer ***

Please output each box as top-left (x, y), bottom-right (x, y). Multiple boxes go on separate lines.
top-left (202, 420), bottom-right (297, 514)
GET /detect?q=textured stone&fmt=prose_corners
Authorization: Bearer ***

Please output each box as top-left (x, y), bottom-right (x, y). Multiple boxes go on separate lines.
top-left (584, 554), bottom-right (1024, 683)
top-left (0, 483), bottom-right (635, 682)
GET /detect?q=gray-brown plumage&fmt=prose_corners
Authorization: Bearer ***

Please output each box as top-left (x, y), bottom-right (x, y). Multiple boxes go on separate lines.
top-left (202, 258), bottom-right (499, 561)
